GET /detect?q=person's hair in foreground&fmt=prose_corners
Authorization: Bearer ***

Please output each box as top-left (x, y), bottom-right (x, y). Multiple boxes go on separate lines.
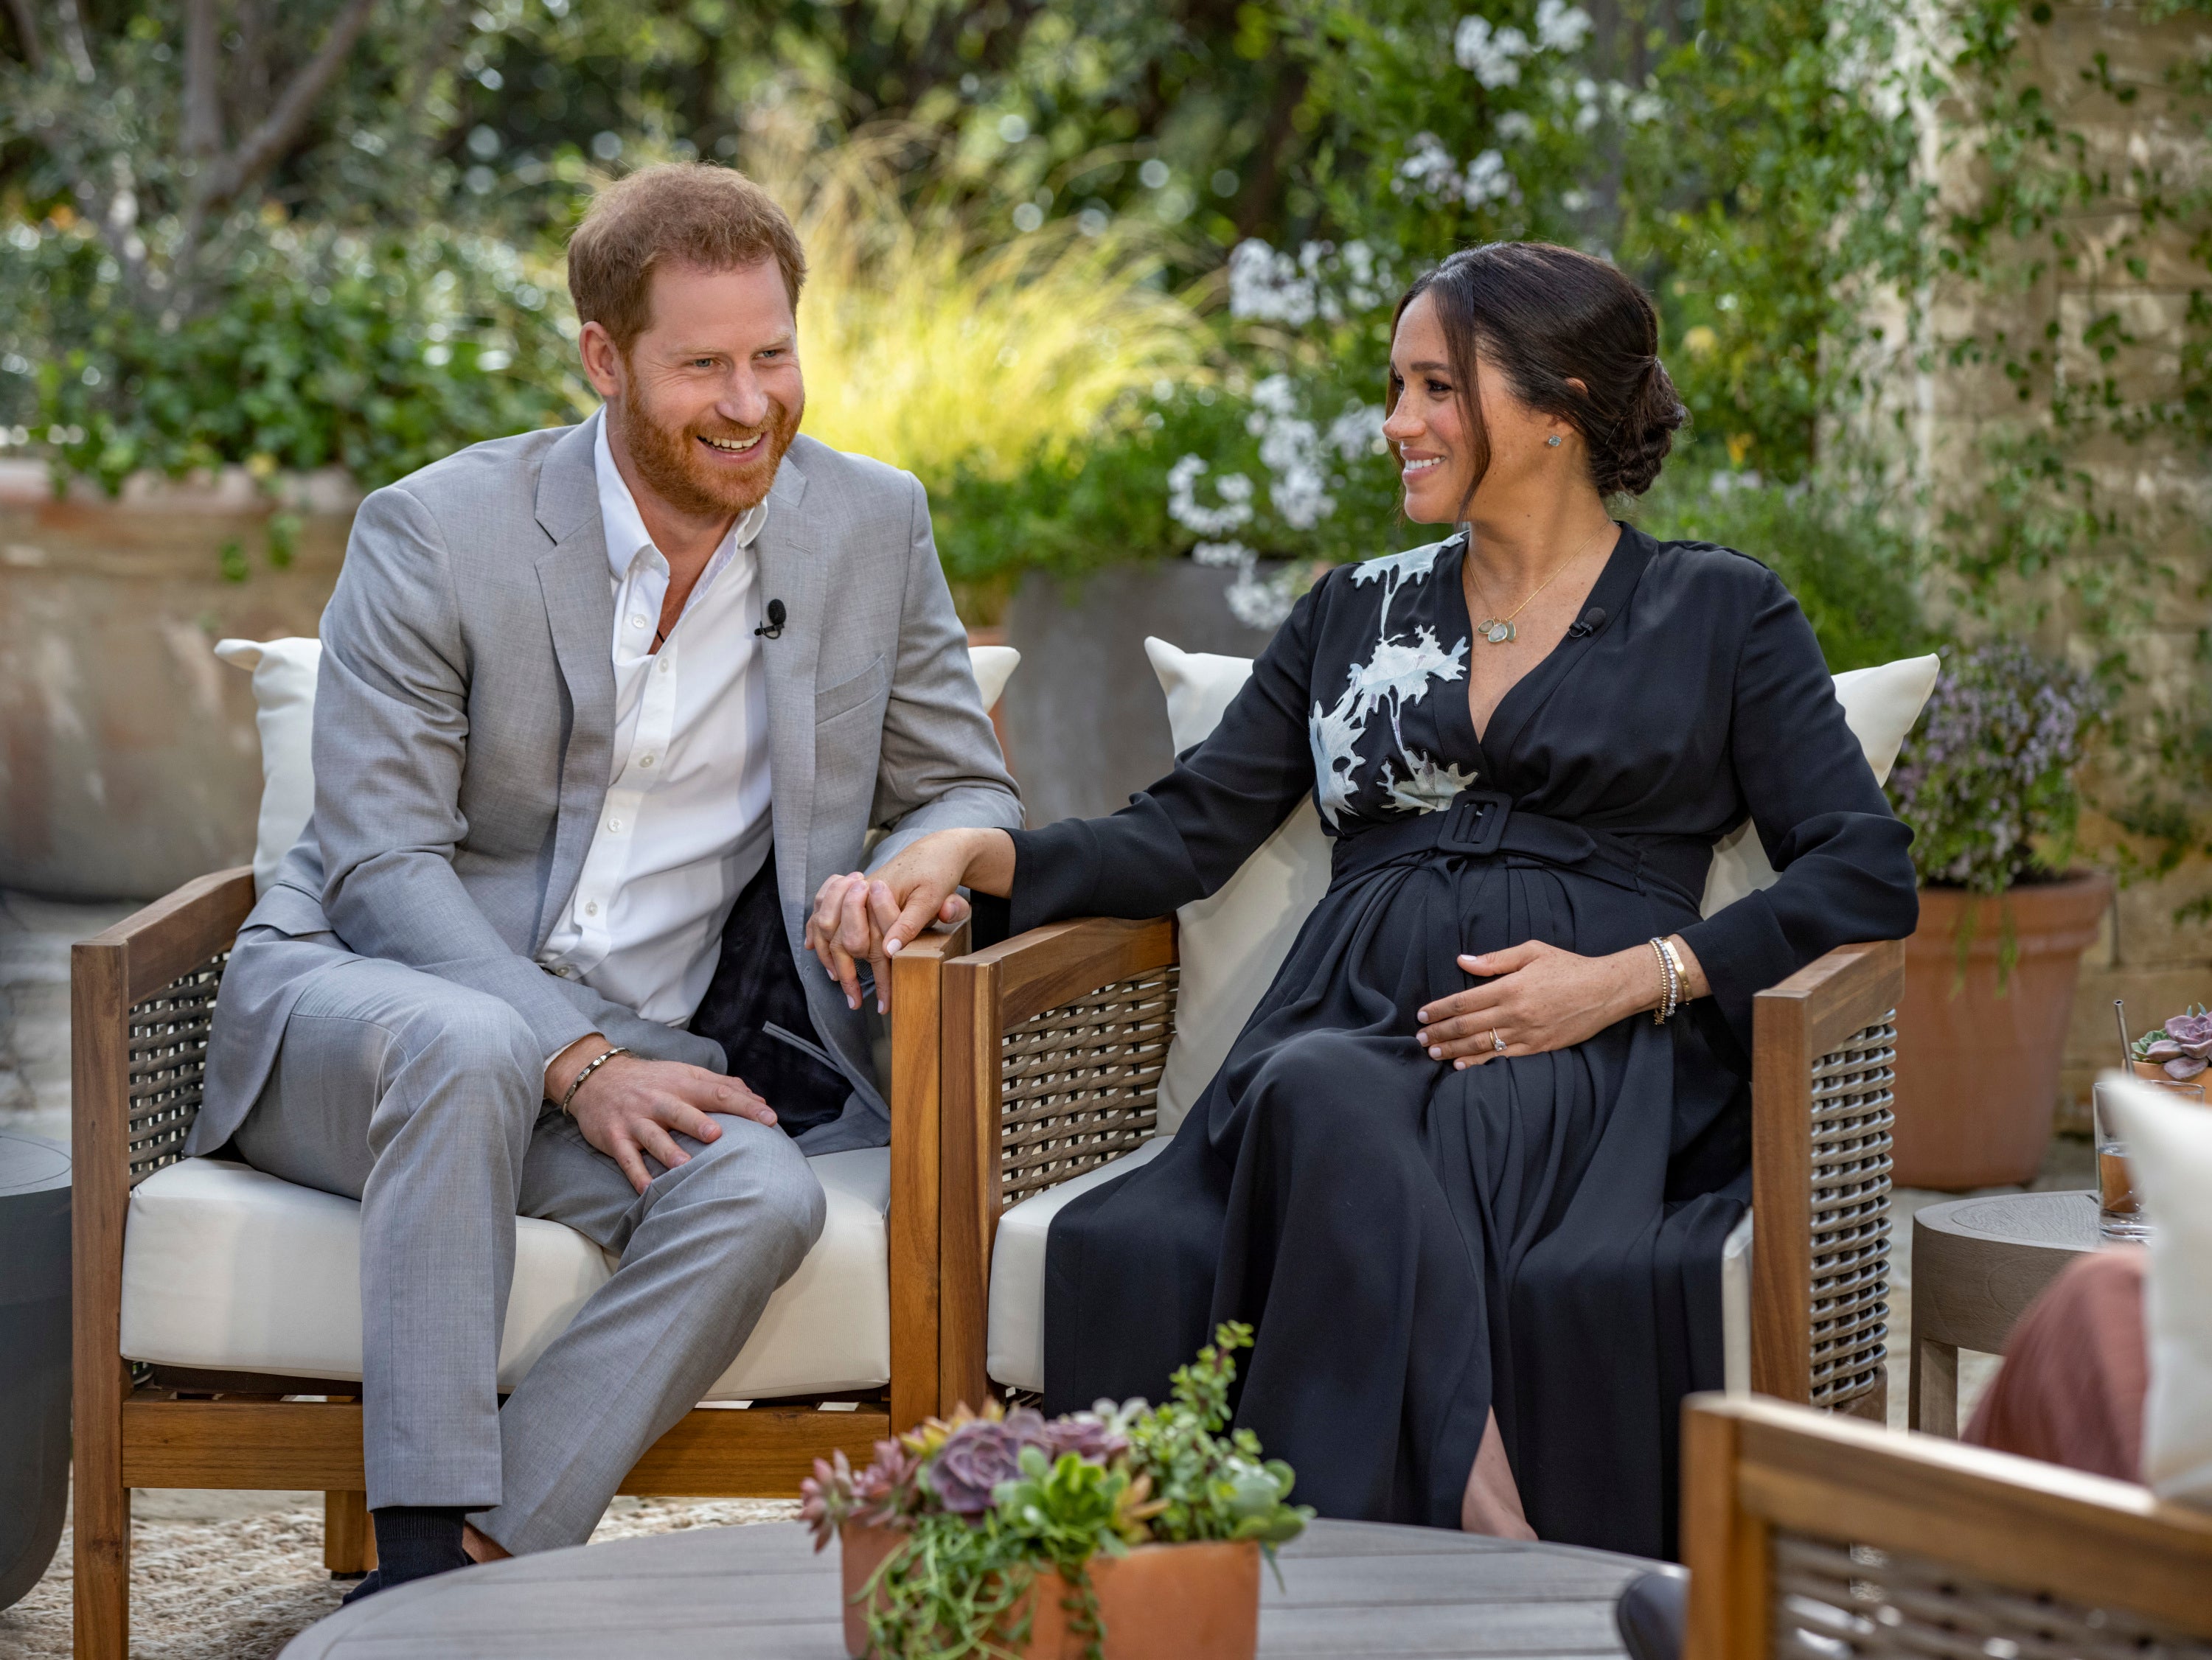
top-left (1391, 242), bottom-right (1688, 513)
top-left (566, 161), bottom-right (810, 348)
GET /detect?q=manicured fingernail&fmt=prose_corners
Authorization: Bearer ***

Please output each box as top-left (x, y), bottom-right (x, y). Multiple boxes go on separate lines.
top-left (1459, 954), bottom-right (1481, 966)
top-left (884, 937), bottom-right (902, 955)
top-left (876, 997), bottom-right (886, 1014)
top-left (1428, 1045), bottom-right (1443, 1059)
top-left (1455, 1059), bottom-right (1468, 1070)
top-left (1417, 1008), bottom-right (1430, 1022)
top-left (847, 994), bottom-right (860, 1010)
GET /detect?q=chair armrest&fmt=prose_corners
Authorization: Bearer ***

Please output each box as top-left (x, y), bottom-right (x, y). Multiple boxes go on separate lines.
top-left (1750, 938), bottom-right (1905, 1409)
top-left (938, 916), bottom-right (1178, 1409)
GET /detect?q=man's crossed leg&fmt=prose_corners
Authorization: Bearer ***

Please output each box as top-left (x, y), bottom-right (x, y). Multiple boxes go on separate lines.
top-left (232, 946), bottom-right (826, 1587)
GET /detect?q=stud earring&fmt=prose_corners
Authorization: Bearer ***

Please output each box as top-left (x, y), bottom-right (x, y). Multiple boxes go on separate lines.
top-left (1545, 435), bottom-right (1563, 447)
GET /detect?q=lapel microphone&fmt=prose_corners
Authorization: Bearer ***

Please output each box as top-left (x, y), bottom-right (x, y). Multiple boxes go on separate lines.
top-left (1565, 606), bottom-right (1606, 640)
top-left (754, 599), bottom-right (786, 640)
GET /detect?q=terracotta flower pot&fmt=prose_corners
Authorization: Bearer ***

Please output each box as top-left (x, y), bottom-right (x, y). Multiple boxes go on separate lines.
top-left (840, 1522), bottom-right (1260, 1660)
top-left (1891, 870), bottom-right (2112, 1189)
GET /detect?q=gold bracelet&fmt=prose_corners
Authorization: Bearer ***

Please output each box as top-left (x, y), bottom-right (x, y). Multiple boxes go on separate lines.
top-left (1660, 937), bottom-right (1687, 1016)
top-left (1648, 938), bottom-right (1676, 1025)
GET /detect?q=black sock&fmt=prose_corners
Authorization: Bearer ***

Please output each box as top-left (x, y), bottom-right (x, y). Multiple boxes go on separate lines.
top-left (370, 1506), bottom-right (469, 1588)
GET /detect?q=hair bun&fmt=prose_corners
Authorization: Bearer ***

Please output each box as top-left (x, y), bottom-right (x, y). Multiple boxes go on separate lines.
top-left (1597, 358), bottom-right (1687, 498)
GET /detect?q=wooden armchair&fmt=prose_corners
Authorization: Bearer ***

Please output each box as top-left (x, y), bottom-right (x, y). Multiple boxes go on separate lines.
top-left (1682, 1394), bottom-right (2212, 1660)
top-left (69, 868), bottom-right (963, 1660)
top-left (936, 916), bottom-right (1903, 1419)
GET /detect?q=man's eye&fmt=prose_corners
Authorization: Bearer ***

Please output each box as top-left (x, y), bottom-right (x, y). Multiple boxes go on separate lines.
top-left (693, 358), bottom-right (717, 369)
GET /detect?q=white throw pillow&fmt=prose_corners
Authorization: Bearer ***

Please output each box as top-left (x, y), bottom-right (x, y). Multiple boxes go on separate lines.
top-left (1144, 638), bottom-right (1938, 1134)
top-left (2104, 1075), bottom-right (2212, 1510)
top-left (216, 635), bottom-right (1021, 896)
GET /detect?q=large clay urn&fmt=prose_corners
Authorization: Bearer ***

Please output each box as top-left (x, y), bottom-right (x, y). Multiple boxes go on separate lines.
top-left (1891, 870), bottom-right (2112, 1189)
top-left (841, 1522), bottom-right (1260, 1659)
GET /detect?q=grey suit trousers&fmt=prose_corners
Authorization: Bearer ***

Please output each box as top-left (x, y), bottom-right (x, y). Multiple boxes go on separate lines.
top-left (230, 930), bottom-right (827, 1552)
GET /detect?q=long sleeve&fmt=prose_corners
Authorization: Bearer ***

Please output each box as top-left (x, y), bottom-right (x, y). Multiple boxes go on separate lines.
top-left (1675, 570), bottom-right (1920, 1050)
top-left (312, 484), bottom-right (608, 1066)
top-left (1006, 574), bottom-right (1327, 934)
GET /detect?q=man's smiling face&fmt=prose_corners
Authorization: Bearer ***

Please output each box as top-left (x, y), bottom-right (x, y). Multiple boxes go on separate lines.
top-left (586, 257), bottom-right (804, 519)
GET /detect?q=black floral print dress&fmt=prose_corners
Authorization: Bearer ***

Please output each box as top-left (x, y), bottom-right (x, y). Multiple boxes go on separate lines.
top-left (1002, 525), bottom-right (1918, 1558)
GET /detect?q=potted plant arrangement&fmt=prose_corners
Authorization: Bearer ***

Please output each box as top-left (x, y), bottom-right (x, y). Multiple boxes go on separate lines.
top-left (2132, 1007), bottom-right (2211, 1081)
top-left (1885, 641), bottom-right (2110, 1188)
top-left (801, 1324), bottom-right (1310, 1660)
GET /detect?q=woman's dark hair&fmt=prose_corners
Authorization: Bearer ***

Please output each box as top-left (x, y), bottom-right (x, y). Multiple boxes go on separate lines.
top-left (1390, 243), bottom-right (1688, 503)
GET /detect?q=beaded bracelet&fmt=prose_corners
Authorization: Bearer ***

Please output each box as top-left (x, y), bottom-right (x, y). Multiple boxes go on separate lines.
top-left (1659, 936), bottom-right (1688, 1014)
top-left (558, 1044), bottom-right (632, 1116)
top-left (1647, 937), bottom-right (1679, 1025)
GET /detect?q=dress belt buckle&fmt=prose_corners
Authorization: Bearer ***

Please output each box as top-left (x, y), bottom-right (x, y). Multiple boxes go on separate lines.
top-left (1437, 789), bottom-right (1514, 857)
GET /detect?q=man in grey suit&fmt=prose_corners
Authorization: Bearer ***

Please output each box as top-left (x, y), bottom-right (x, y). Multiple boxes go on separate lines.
top-left (196, 163), bottom-right (1020, 1593)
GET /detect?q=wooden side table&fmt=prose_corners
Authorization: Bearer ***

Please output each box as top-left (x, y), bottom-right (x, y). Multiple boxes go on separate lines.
top-left (1908, 1190), bottom-right (2098, 1437)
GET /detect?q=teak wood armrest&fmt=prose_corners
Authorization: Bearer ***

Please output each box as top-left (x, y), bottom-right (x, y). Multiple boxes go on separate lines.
top-left (1681, 1394), bottom-right (2212, 1660)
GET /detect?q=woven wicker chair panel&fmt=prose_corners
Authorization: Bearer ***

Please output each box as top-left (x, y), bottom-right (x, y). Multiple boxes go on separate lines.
top-left (126, 955), bottom-right (227, 1187)
top-left (1770, 1531), bottom-right (2212, 1660)
top-left (1803, 1018), bottom-right (1896, 1409)
top-left (998, 969), bottom-right (1178, 1208)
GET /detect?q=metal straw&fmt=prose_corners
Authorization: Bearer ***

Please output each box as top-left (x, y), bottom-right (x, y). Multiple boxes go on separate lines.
top-left (2115, 999), bottom-right (2135, 1071)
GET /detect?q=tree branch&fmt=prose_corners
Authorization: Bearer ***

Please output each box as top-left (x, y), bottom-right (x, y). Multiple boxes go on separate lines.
top-left (195, 0), bottom-right (376, 212)
top-left (52, 0), bottom-right (94, 80)
top-left (4, 0), bottom-right (45, 72)
top-left (183, 0), bottom-right (223, 162)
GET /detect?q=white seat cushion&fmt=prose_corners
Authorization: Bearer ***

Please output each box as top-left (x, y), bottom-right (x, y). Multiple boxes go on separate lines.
top-left (121, 1148), bottom-right (893, 1399)
top-left (987, 1139), bottom-right (1166, 1392)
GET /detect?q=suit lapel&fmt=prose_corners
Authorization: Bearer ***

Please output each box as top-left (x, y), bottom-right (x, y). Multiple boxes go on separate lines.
top-left (532, 417), bottom-right (618, 951)
top-left (755, 450), bottom-right (821, 945)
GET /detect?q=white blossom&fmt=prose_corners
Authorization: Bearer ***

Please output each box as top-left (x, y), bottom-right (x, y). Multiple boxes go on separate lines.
top-left (1535, 0), bottom-right (1593, 52)
top-left (1227, 239), bottom-right (1318, 326)
top-left (1327, 404), bottom-right (1387, 461)
top-left (1166, 455), bottom-right (1256, 536)
top-left (1496, 110), bottom-right (1537, 142)
top-left (1455, 15), bottom-right (1531, 86)
top-left (1463, 149), bottom-right (1514, 206)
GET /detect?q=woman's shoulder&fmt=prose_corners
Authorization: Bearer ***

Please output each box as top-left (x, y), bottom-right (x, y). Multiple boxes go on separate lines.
top-left (1310, 531), bottom-right (1467, 605)
top-left (1635, 531), bottom-right (1786, 594)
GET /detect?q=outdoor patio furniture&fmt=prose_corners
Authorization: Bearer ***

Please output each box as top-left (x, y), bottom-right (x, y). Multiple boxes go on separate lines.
top-left (938, 920), bottom-right (1905, 1418)
top-left (1680, 1392), bottom-right (2212, 1660)
top-left (68, 871), bottom-right (968, 1660)
top-left (1907, 1189), bottom-right (2097, 1437)
top-left (0, 1128), bottom-right (70, 1611)
top-left (272, 1514), bottom-right (1658, 1658)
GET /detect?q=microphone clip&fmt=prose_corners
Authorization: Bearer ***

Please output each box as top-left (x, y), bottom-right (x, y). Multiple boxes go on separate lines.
top-left (754, 598), bottom-right (787, 640)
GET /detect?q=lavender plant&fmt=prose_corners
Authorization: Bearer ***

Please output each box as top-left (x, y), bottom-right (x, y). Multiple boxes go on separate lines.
top-left (1886, 641), bottom-right (2102, 896)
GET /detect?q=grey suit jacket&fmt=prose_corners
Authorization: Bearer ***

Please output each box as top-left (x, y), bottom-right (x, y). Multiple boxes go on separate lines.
top-left (196, 416), bottom-right (1023, 1157)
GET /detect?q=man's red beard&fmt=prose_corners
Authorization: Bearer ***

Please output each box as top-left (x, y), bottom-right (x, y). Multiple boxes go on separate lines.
top-left (611, 377), bottom-right (802, 519)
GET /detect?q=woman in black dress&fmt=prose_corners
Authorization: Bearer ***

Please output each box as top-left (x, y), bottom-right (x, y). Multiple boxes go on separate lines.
top-left (815, 243), bottom-right (1919, 1558)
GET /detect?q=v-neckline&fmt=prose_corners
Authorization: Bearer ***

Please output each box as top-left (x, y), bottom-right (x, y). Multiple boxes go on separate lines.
top-left (1441, 524), bottom-right (1649, 774)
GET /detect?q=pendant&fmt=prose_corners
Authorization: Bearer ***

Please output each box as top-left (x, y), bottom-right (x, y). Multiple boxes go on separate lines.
top-left (1480, 618), bottom-right (1517, 644)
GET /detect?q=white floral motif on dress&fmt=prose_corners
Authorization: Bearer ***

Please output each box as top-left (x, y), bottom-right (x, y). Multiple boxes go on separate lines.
top-left (1310, 540), bottom-right (1472, 827)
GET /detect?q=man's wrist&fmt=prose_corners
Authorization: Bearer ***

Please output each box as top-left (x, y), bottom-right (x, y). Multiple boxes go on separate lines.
top-left (545, 1033), bottom-right (613, 1103)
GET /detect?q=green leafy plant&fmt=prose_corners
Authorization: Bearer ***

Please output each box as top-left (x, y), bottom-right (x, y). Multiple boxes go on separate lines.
top-left (800, 1323), bottom-right (1310, 1660)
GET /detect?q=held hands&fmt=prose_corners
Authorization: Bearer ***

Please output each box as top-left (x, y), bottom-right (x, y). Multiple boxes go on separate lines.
top-left (1413, 935), bottom-right (1710, 1068)
top-left (545, 1037), bottom-right (776, 1195)
top-left (802, 829), bottom-right (1016, 1011)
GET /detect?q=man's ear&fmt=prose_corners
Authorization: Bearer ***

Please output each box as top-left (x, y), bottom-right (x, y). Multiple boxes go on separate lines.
top-left (578, 320), bottom-right (625, 401)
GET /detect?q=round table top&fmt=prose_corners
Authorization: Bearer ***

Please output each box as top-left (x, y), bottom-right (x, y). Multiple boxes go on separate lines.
top-left (278, 1517), bottom-right (1656, 1659)
top-left (1912, 1189), bottom-right (2098, 1255)
top-left (0, 1130), bottom-right (69, 1199)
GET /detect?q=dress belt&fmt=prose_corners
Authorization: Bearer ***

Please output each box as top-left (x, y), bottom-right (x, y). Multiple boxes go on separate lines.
top-left (1328, 788), bottom-right (1708, 911)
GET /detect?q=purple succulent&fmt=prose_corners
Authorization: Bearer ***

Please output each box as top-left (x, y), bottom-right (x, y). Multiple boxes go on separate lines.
top-left (929, 1419), bottom-right (1032, 1513)
top-left (1036, 1415), bottom-right (1130, 1466)
top-left (2163, 1013), bottom-right (2212, 1058)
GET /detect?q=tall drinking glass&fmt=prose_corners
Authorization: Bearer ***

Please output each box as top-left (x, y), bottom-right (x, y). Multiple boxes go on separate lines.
top-left (2095, 1076), bottom-right (2206, 1241)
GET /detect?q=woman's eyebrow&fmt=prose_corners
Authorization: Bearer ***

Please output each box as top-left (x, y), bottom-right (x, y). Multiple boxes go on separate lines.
top-left (1399, 359), bottom-right (1452, 374)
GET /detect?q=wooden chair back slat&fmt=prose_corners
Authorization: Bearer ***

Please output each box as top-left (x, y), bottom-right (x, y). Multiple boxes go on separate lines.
top-left (1683, 1395), bottom-right (2212, 1660)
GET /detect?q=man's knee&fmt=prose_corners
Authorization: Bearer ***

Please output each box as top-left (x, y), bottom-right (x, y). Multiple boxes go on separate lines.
top-left (378, 988), bottom-right (544, 1121)
top-left (683, 1120), bottom-right (828, 1265)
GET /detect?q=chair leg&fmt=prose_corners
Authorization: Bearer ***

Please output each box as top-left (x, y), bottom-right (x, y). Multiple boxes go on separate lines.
top-left (71, 1388), bottom-right (129, 1660)
top-left (324, 1490), bottom-right (377, 1576)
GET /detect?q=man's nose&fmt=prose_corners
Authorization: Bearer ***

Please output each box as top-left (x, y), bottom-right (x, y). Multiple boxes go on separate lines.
top-left (720, 372), bottom-right (772, 430)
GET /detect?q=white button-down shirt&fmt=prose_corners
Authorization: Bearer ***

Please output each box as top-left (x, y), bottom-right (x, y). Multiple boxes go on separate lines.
top-left (537, 411), bottom-right (775, 1025)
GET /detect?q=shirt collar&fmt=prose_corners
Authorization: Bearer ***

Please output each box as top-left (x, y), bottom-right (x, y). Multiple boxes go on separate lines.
top-left (591, 407), bottom-right (769, 584)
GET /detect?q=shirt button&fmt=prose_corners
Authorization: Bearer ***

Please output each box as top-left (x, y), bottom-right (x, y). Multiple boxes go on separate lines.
top-left (639, 755), bottom-right (655, 767)
top-left (607, 818), bottom-right (624, 832)
top-left (658, 659), bottom-right (671, 674)
top-left (585, 900), bottom-right (599, 916)
top-left (630, 614), bottom-right (648, 629)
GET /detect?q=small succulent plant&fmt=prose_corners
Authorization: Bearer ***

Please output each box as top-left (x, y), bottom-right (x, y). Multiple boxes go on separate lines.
top-left (2135, 1005), bottom-right (2212, 1081)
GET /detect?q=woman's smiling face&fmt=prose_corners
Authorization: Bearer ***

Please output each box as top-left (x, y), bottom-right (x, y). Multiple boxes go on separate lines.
top-left (1382, 287), bottom-right (1576, 525)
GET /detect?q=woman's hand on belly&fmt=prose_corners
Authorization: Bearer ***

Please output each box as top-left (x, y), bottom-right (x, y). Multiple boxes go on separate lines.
top-left (1414, 934), bottom-right (1710, 1067)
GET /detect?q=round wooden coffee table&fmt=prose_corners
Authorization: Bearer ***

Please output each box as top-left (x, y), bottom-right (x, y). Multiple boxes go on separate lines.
top-left (1908, 1188), bottom-right (2100, 1437)
top-left (277, 1517), bottom-right (1658, 1658)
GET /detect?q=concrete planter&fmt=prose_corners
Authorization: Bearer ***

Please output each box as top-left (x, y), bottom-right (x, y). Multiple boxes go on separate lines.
top-left (0, 461), bottom-right (353, 901)
top-left (1001, 559), bottom-right (1280, 826)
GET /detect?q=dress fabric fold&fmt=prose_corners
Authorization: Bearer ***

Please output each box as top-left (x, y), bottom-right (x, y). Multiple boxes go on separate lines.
top-left (1013, 526), bottom-right (1919, 1558)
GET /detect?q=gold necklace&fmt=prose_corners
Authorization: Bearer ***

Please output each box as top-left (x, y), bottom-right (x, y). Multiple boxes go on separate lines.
top-left (1466, 523), bottom-right (1613, 645)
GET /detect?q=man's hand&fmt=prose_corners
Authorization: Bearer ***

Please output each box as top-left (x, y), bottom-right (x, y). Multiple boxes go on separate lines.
top-left (546, 1036), bottom-right (775, 1194)
top-left (1412, 934), bottom-right (1709, 1068)
top-left (803, 829), bottom-right (1014, 1012)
